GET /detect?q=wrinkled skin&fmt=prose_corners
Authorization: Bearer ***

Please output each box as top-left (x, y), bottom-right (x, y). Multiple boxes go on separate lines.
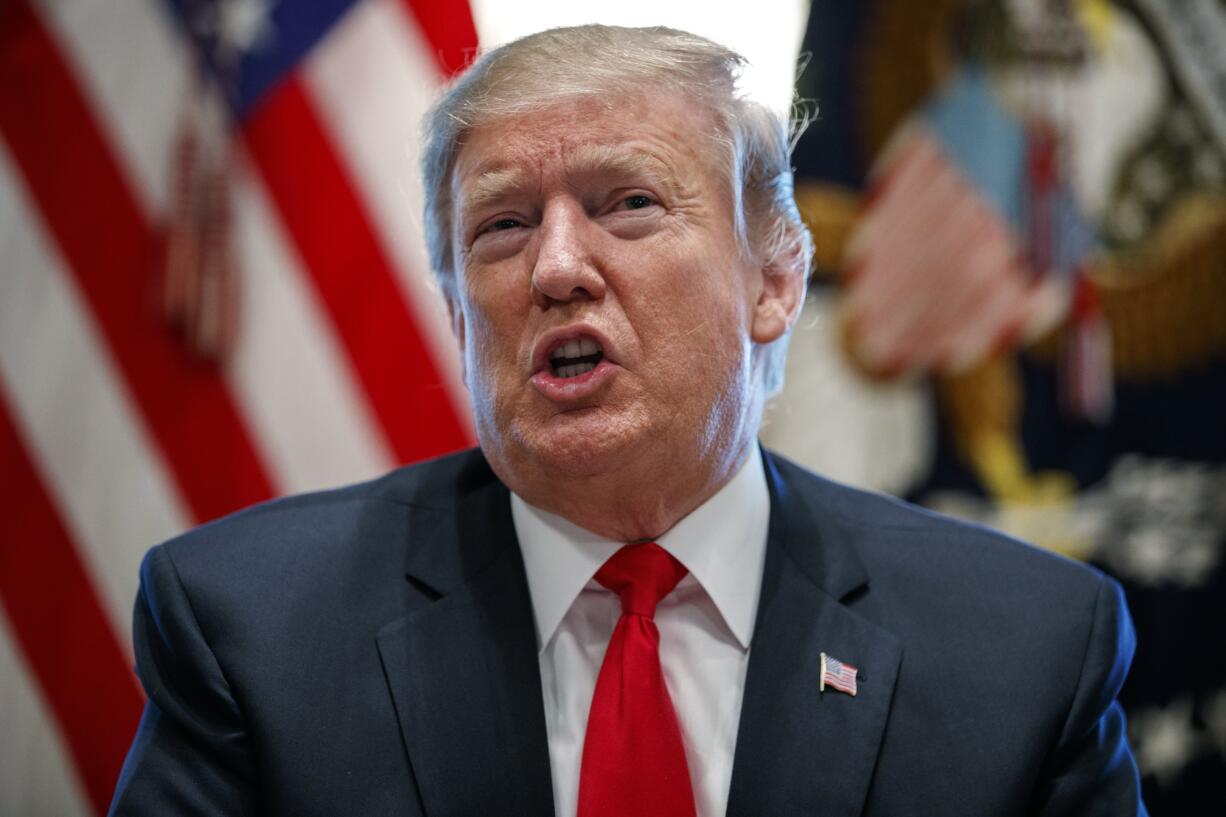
top-left (447, 92), bottom-right (803, 541)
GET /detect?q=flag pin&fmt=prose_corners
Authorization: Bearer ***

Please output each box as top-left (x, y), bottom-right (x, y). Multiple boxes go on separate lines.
top-left (820, 652), bottom-right (858, 697)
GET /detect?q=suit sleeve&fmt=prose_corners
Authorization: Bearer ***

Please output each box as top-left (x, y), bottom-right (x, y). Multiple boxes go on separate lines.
top-left (1031, 574), bottom-right (1148, 816)
top-left (109, 545), bottom-right (257, 816)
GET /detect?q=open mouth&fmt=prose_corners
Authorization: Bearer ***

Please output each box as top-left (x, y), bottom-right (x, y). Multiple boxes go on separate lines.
top-left (549, 337), bottom-right (604, 379)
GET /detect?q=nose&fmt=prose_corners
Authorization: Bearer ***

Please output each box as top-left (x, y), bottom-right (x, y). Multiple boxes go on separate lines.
top-left (530, 201), bottom-right (606, 309)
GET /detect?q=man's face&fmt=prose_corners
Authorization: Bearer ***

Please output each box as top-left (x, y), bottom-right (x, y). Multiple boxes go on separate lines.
top-left (448, 92), bottom-right (791, 501)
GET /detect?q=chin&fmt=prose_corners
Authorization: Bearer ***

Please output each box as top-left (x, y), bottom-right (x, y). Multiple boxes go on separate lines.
top-left (529, 432), bottom-right (637, 478)
top-left (506, 408), bottom-right (651, 481)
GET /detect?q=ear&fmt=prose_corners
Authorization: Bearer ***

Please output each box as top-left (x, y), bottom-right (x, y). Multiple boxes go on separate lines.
top-left (750, 245), bottom-right (807, 345)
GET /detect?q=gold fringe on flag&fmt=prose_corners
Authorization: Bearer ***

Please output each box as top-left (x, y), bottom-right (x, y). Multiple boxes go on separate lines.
top-left (1029, 194), bottom-right (1226, 380)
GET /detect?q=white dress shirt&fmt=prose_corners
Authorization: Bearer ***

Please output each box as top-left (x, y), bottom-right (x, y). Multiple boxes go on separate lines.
top-left (512, 448), bottom-right (770, 817)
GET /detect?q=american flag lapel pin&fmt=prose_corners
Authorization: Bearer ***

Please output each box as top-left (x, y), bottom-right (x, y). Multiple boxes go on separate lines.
top-left (820, 652), bottom-right (858, 697)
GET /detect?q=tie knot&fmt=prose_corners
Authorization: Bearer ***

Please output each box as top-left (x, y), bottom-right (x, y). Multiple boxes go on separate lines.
top-left (594, 542), bottom-right (687, 619)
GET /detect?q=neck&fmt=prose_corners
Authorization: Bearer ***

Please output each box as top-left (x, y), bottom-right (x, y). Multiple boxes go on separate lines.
top-left (508, 437), bottom-right (755, 542)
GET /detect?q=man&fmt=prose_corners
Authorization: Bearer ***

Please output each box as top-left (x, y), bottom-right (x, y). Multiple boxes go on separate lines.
top-left (110, 25), bottom-right (1146, 817)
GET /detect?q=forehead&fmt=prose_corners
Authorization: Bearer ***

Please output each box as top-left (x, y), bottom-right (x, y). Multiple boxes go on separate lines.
top-left (450, 93), bottom-right (723, 203)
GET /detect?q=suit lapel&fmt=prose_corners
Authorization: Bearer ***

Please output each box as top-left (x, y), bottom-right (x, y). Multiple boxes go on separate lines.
top-left (727, 452), bottom-right (902, 817)
top-left (376, 459), bottom-right (554, 817)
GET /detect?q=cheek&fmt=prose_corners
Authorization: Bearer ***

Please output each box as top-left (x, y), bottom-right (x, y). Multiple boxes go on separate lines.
top-left (643, 265), bottom-right (749, 347)
top-left (663, 269), bottom-right (755, 385)
top-left (459, 283), bottom-right (529, 387)
top-left (465, 316), bottom-right (509, 391)
top-left (458, 311), bottom-right (517, 440)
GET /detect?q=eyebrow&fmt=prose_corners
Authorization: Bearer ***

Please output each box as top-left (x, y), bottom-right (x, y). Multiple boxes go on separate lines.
top-left (461, 167), bottom-right (532, 214)
top-left (563, 144), bottom-right (675, 188)
top-left (458, 144), bottom-right (677, 222)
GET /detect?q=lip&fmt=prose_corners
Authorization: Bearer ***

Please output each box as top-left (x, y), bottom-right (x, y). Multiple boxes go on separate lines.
top-left (531, 325), bottom-right (618, 373)
top-left (530, 324), bottom-right (620, 402)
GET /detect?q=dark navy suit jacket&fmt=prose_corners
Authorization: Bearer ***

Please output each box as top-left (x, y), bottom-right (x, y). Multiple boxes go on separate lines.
top-left (110, 448), bottom-right (1146, 815)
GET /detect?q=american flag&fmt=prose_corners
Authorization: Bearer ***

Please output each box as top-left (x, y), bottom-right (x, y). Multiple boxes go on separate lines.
top-left (820, 651), bottom-right (858, 697)
top-left (842, 68), bottom-right (1074, 378)
top-left (0, 1), bottom-right (477, 813)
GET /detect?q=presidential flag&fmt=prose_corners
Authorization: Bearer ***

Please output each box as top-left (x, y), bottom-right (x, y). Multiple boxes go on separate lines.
top-left (0, 1), bottom-right (477, 813)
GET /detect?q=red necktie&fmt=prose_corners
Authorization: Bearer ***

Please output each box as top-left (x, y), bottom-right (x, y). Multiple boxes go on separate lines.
top-left (577, 542), bottom-right (697, 817)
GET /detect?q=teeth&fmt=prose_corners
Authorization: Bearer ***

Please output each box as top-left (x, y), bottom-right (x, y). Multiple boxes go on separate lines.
top-left (556, 362), bottom-right (597, 378)
top-left (549, 337), bottom-right (604, 361)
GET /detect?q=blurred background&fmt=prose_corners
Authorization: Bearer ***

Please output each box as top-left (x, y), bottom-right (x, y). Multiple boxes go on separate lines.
top-left (1, 0), bottom-right (1222, 814)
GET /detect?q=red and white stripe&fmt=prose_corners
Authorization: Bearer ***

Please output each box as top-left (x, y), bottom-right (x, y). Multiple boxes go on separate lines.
top-left (0, 0), bottom-right (477, 813)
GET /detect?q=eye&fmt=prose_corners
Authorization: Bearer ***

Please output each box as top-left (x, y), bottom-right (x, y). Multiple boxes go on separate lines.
top-left (468, 213), bottom-right (531, 255)
top-left (621, 194), bottom-right (655, 210)
top-left (487, 217), bottom-right (524, 232)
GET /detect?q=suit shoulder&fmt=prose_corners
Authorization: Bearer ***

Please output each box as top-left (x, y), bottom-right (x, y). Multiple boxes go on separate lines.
top-left (153, 447), bottom-right (492, 575)
top-left (766, 451), bottom-right (1132, 719)
top-left (766, 449), bottom-right (1107, 597)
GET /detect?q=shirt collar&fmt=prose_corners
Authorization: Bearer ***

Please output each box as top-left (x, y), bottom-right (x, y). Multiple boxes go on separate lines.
top-left (512, 446), bottom-right (770, 654)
